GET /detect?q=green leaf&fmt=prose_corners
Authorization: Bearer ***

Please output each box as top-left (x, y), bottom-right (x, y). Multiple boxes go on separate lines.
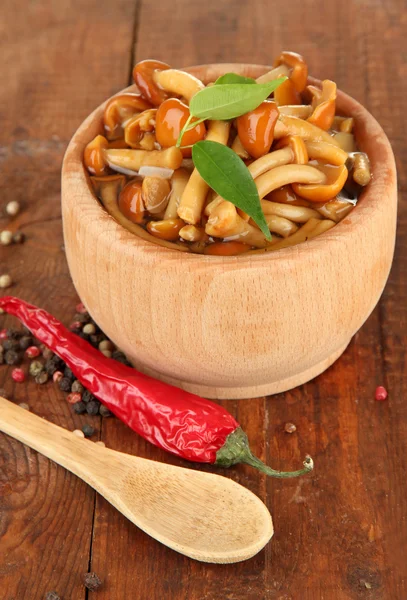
top-left (192, 141), bottom-right (271, 240)
top-left (189, 78), bottom-right (286, 121)
top-left (214, 73), bottom-right (256, 85)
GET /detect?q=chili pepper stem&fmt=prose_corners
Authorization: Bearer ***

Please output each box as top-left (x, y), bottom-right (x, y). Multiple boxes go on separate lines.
top-left (215, 427), bottom-right (314, 478)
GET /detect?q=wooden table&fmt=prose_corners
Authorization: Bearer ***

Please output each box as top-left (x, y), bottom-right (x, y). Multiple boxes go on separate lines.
top-left (0, 1), bottom-right (405, 598)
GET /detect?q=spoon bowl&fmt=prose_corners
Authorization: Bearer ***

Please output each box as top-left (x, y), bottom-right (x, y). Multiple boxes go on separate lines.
top-left (0, 396), bottom-right (273, 563)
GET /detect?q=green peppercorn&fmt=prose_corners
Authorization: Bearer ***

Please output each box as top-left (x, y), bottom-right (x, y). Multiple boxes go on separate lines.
top-left (35, 371), bottom-right (49, 385)
top-left (71, 380), bottom-right (84, 394)
top-left (42, 348), bottom-right (54, 360)
top-left (29, 360), bottom-right (44, 377)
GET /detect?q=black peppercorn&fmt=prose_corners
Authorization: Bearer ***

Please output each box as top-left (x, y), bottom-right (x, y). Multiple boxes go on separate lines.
top-left (5, 350), bottom-right (21, 365)
top-left (63, 367), bottom-right (75, 382)
top-left (3, 339), bottom-right (20, 352)
top-left (83, 572), bottom-right (102, 591)
top-left (73, 401), bottom-right (87, 414)
top-left (7, 329), bottom-right (22, 340)
top-left (35, 371), bottom-right (49, 385)
top-left (50, 355), bottom-right (64, 369)
top-left (76, 332), bottom-right (89, 341)
top-left (19, 335), bottom-right (33, 350)
top-left (112, 350), bottom-right (131, 365)
top-left (73, 312), bottom-right (90, 323)
top-left (45, 359), bottom-right (58, 376)
top-left (99, 404), bottom-right (112, 418)
top-left (59, 377), bottom-right (72, 392)
top-left (86, 400), bottom-right (100, 416)
top-left (82, 390), bottom-right (94, 404)
top-left (82, 424), bottom-right (95, 437)
top-left (45, 592), bottom-right (61, 600)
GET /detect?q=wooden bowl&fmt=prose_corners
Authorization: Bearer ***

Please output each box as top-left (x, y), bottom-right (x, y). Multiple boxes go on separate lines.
top-left (61, 64), bottom-right (397, 399)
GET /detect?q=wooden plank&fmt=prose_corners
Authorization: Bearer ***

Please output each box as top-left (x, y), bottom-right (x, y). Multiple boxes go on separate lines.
top-left (0, 1), bottom-right (137, 598)
top-left (88, 1), bottom-right (406, 599)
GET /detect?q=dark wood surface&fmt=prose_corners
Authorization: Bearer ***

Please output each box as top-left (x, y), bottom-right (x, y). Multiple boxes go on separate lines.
top-left (0, 1), bottom-right (405, 598)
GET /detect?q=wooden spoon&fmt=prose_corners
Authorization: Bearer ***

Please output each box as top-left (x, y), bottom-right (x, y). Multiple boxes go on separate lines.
top-left (0, 396), bottom-right (273, 563)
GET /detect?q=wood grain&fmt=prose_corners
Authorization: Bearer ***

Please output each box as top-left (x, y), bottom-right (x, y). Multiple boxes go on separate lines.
top-left (0, 0), bottom-right (406, 598)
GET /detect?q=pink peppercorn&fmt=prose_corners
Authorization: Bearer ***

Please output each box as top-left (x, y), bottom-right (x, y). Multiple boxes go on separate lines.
top-left (53, 370), bottom-right (64, 383)
top-left (76, 302), bottom-right (87, 314)
top-left (69, 321), bottom-right (82, 331)
top-left (375, 386), bottom-right (388, 401)
top-left (25, 346), bottom-right (41, 359)
top-left (67, 392), bottom-right (82, 404)
top-left (0, 329), bottom-right (8, 340)
top-left (12, 368), bottom-right (26, 383)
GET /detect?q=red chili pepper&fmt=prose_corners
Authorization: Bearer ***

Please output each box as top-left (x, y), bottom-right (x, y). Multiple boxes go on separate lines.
top-left (0, 296), bottom-right (313, 478)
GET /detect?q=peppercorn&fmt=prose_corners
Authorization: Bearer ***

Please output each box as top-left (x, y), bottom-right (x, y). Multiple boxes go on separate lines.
top-left (45, 592), bottom-right (61, 600)
top-left (73, 401), bottom-right (87, 414)
top-left (2, 339), bottom-right (20, 352)
top-left (77, 332), bottom-right (89, 341)
top-left (0, 230), bottom-right (13, 246)
top-left (12, 231), bottom-right (25, 244)
top-left (86, 400), bottom-right (100, 416)
top-left (375, 386), bottom-right (388, 401)
top-left (0, 274), bottom-right (13, 289)
top-left (69, 321), bottom-right (82, 331)
top-left (82, 424), bottom-right (95, 437)
top-left (96, 440), bottom-right (106, 447)
top-left (5, 350), bottom-right (21, 365)
top-left (71, 380), bottom-right (84, 394)
top-left (99, 339), bottom-right (114, 352)
top-left (25, 346), bottom-right (40, 358)
top-left (99, 404), bottom-right (112, 418)
top-left (29, 360), bottom-right (44, 377)
top-left (76, 302), bottom-right (87, 314)
top-left (7, 328), bottom-right (22, 340)
top-left (12, 368), bottom-right (26, 383)
top-left (82, 323), bottom-right (96, 335)
top-left (42, 347), bottom-right (54, 360)
top-left (59, 377), bottom-right (72, 392)
top-left (35, 372), bottom-right (49, 385)
top-left (49, 354), bottom-right (64, 369)
top-left (0, 329), bottom-right (8, 339)
top-left (64, 367), bottom-right (75, 382)
top-left (112, 350), bottom-right (130, 365)
top-left (67, 392), bottom-right (82, 404)
top-left (83, 572), bottom-right (102, 591)
top-left (101, 350), bottom-right (112, 358)
top-left (73, 429), bottom-right (85, 438)
top-left (53, 370), bottom-right (64, 383)
top-left (82, 390), bottom-right (94, 403)
top-left (19, 336), bottom-right (33, 350)
top-left (5, 200), bottom-right (21, 217)
top-left (45, 359), bottom-right (58, 376)
top-left (73, 312), bottom-right (90, 323)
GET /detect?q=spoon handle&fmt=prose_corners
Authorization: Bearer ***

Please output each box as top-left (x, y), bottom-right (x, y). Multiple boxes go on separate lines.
top-left (0, 395), bottom-right (108, 484)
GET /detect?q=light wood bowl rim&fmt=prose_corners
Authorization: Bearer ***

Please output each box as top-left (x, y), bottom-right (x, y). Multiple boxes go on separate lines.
top-left (63, 63), bottom-right (396, 265)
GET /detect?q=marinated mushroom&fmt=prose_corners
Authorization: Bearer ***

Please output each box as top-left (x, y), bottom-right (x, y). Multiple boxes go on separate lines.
top-left (85, 51), bottom-right (371, 255)
top-left (103, 93), bottom-right (153, 140)
top-left (124, 109), bottom-right (157, 149)
top-left (84, 135), bottom-right (110, 176)
top-left (133, 59), bottom-right (171, 106)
